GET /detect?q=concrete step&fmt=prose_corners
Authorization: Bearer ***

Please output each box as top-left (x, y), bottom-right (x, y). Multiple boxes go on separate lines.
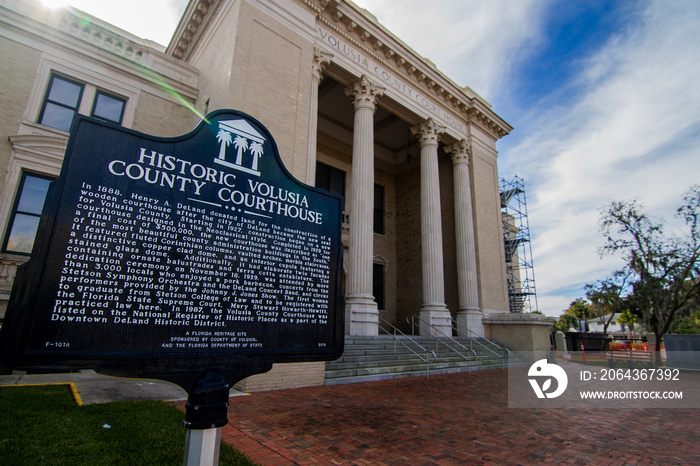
top-left (335, 347), bottom-right (506, 363)
top-left (326, 358), bottom-right (504, 377)
top-left (325, 361), bottom-right (509, 385)
top-left (328, 354), bottom-right (502, 371)
top-left (340, 337), bottom-right (506, 356)
top-left (325, 335), bottom-right (511, 385)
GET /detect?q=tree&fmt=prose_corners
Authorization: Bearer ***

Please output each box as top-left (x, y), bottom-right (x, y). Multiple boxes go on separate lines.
top-left (554, 313), bottom-right (577, 332)
top-left (617, 309), bottom-right (638, 335)
top-left (671, 311), bottom-right (700, 334)
top-left (566, 298), bottom-right (592, 332)
top-left (598, 185), bottom-right (700, 357)
top-left (585, 270), bottom-right (633, 336)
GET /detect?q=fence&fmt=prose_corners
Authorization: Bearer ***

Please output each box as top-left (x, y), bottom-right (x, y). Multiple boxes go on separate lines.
top-left (563, 332), bottom-right (647, 352)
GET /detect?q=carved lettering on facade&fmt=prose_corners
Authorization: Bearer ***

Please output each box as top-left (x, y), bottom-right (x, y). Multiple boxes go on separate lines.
top-left (317, 26), bottom-right (467, 134)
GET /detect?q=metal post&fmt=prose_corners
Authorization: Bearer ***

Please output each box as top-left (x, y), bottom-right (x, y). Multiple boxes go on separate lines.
top-left (184, 428), bottom-right (222, 465)
top-left (183, 370), bottom-right (231, 466)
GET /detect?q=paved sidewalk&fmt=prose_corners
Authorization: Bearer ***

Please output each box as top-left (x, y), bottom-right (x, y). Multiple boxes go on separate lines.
top-left (0, 370), bottom-right (188, 404)
top-left (201, 369), bottom-right (700, 465)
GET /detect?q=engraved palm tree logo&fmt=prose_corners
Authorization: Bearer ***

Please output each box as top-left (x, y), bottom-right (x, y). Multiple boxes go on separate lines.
top-left (215, 119), bottom-right (266, 177)
top-left (250, 141), bottom-right (263, 171)
top-left (233, 135), bottom-right (249, 165)
top-left (216, 129), bottom-right (233, 160)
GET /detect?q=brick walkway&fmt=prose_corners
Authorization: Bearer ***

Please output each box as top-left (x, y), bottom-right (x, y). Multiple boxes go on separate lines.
top-left (183, 369), bottom-right (700, 465)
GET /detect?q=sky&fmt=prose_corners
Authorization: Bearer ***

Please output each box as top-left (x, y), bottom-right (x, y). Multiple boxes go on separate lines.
top-left (39, 0), bottom-right (700, 317)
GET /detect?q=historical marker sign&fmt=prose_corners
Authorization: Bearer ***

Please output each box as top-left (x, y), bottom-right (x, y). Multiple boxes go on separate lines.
top-left (0, 110), bottom-right (344, 386)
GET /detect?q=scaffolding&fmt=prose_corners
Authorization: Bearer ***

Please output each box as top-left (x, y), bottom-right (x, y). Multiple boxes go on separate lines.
top-left (500, 175), bottom-right (539, 313)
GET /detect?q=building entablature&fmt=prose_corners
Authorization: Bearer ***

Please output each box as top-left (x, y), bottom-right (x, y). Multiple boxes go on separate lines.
top-left (169, 0), bottom-right (512, 141)
top-left (166, 0), bottom-right (218, 62)
top-left (305, 0), bottom-right (512, 140)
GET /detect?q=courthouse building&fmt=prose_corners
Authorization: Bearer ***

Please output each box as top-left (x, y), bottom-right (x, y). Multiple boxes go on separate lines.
top-left (0, 0), bottom-right (550, 390)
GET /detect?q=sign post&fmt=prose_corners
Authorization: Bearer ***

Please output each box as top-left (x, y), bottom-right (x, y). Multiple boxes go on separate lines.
top-left (0, 110), bottom-right (344, 463)
top-left (182, 369), bottom-right (228, 465)
top-left (184, 427), bottom-right (222, 465)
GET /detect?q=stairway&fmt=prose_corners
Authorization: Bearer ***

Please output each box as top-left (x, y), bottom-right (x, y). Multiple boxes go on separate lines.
top-left (325, 335), bottom-right (511, 385)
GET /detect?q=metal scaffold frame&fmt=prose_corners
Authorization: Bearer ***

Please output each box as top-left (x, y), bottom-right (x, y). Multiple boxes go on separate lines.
top-left (500, 175), bottom-right (539, 313)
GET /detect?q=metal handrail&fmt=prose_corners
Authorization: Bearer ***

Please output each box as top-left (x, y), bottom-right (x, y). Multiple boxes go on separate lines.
top-left (377, 315), bottom-right (435, 378)
top-left (407, 315), bottom-right (477, 363)
top-left (451, 317), bottom-right (510, 361)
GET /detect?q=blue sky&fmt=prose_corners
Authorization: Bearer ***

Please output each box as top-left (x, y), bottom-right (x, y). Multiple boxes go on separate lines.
top-left (41, 0), bottom-right (700, 316)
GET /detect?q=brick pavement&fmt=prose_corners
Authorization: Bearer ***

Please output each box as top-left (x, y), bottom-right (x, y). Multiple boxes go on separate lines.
top-left (177, 369), bottom-right (700, 465)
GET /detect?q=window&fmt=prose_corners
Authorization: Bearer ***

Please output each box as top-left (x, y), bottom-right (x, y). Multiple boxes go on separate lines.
top-left (38, 74), bottom-right (84, 132)
top-left (38, 73), bottom-right (126, 131)
top-left (315, 162), bottom-right (345, 197)
top-left (2, 173), bottom-right (54, 255)
top-left (374, 184), bottom-right (384, 234)
top-left (373, 263), bottom-right (385, 310)
top-left (92, 90), bottom-right (125, 124)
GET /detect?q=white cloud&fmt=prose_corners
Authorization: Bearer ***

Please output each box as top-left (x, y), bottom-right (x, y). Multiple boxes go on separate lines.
top-left (351, 0), bottom-right (549, 100)
top-left (508, 0), bottom-right (700, 315)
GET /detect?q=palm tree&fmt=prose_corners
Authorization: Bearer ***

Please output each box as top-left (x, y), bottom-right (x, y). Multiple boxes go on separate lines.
top-left (250, 141), bottom-right (263, 170)
top-left (233, 135), bottom-right (248, 165)
top-left (216, 129), bottom-right (232, 160)
top-left (617, 309), bottom-right (638, 336)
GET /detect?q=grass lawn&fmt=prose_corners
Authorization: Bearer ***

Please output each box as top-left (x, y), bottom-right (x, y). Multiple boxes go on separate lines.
top-left (0, 385), bottom-right (258, 465)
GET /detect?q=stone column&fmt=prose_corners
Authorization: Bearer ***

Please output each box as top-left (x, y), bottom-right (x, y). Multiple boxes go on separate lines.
top-left (344, 75), bottom-right (384, 335)
top-left (305, 48), bottom-right (332, 185)
top-left (411, 118), bottom-right (452, 337)
top-left (446, 140), bottom-right (483, 336)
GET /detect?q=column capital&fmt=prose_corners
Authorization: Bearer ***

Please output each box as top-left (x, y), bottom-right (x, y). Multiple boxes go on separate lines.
top-left (446, 139), bottom-right (471, 165)
top-left (345, 75), bottom-right (384, 112)
top-left (411, 118), bottom-right (446, 148)
top-left (312, 47), bottom-right (333, 82)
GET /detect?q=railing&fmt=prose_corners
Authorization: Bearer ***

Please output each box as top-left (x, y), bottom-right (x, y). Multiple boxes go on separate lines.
top-left (451, 318), bottom-right (510, 369)
top-left (377, 315), bottom-right (435, 377)
top-left (407, 316), bottom-right (477, 366)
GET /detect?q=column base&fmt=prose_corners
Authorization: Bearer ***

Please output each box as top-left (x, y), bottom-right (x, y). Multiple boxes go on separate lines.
top-left (419, 304), bottom-right (452, 337)
top-left (346, 297), bottom-right (379, 336)
top-left (456, 308), bottom-right (484, 337)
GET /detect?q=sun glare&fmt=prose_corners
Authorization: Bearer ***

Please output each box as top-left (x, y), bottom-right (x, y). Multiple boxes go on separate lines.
top-left (38, 0), bottom-right (73, 9)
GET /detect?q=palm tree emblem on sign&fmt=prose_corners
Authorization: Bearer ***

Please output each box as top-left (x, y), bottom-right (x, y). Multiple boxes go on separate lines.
top-left (233, 135), bottom-right (249, 165)
top-left (250, 141), bottom-right (263, 171)
top-left (216, 129), bottom-right (233, 160)
top-left (214, 119), bottom-right (266, 176)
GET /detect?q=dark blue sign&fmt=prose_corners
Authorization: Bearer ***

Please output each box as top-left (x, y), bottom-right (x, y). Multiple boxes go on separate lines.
top-left (0, 110), bottom-right (344, 386)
